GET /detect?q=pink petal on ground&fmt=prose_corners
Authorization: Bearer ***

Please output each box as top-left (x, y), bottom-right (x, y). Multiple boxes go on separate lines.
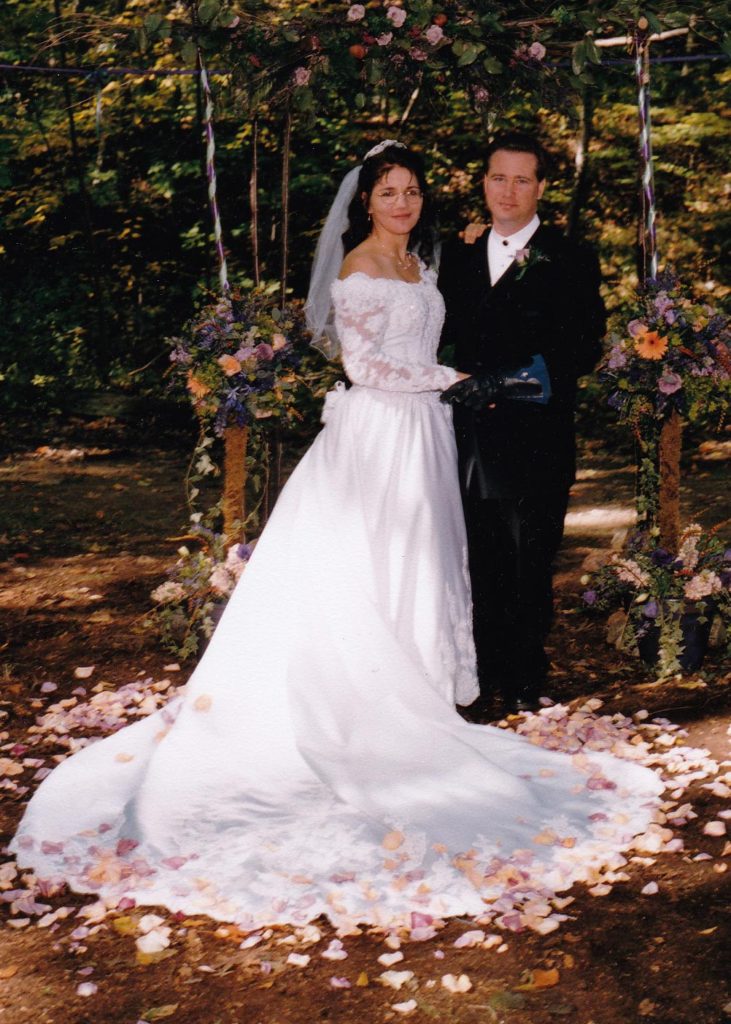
top-left (453, 929), bottom-right (484, 948)
top-left (641, 881), bottom-right (659, 895)
top-left (703, 821), bottom-right (726, 837)
top-left (329, 977), bottom-right (351, 989)
top-left (74, 667), bottom-right (95, 679)
top-left (76, 982), bottom-right (98, 997)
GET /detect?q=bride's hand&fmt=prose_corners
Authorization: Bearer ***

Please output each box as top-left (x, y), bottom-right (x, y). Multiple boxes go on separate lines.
top-left (459, 222), bottom-right (488, 245)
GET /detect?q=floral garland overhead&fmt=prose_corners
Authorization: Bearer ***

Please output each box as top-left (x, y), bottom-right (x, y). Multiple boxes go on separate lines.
top-left (132, 2), bottom-right (730, 119)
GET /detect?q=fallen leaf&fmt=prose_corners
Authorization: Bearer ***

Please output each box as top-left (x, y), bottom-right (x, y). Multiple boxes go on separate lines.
top-left (638, 998), bottom-right (657, 1016)
top-left (356, 971), bottom-right (369, 986)
top-left (489, 990), bottom-right (526, 1010)
top-left (0, 965), bottom-right (19, 979)
top-left (141, 1006), bottom-right (179, 1022)
top-left (111, 916), bottom-right (137, 936)
top-left (515, 968), bottom-right (560, 991)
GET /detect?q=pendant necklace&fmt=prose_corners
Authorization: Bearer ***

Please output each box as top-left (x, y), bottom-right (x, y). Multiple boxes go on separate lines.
top-left (374, 238), bottom-right (416, 270)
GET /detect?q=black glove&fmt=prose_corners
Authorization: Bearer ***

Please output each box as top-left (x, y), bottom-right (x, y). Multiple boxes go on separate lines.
top-left (439, 372), bottom-right (505, 410)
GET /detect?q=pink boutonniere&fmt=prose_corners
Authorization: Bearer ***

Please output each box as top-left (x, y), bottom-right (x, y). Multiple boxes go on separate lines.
top-left (514, 246), bottom-right (549, 280)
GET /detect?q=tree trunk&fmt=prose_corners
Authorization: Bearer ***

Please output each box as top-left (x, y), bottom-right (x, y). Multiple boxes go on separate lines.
top-left (658, 409), bottom-right (682, 552)
top-left (567, 88), bottom-right (594, 241)
top-left (52, 0), bottom-right (107, 367)
top-left (280, 104), bottom-right (292, 305)
top-left (223, 424), bottom-right (248, 543)
top-left (249, 116), bottom-right (261, 286)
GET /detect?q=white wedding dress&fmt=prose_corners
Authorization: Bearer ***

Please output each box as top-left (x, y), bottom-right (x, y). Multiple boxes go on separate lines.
top-left (11, 267), bottom-right (663, 933)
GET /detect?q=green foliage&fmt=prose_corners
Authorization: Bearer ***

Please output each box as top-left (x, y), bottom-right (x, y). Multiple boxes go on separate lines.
top-left (0, 1), bottom-right (729, 417)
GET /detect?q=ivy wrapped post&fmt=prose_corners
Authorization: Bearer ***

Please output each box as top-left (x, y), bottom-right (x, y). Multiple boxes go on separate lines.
top-left (223, 424), bottom-right (248, 543)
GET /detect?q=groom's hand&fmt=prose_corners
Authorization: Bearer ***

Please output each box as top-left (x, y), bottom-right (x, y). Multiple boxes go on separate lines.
top-left (440, 373), bottom-right (505, 410)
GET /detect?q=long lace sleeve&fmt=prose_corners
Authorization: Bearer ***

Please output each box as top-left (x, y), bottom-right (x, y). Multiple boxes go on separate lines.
top-left (332, 274), bottom-right (459, 393)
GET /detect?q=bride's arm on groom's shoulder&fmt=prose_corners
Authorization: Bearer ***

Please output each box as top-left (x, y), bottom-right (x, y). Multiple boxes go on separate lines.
top-left (331, 276), bottom-right (460, 393)
top-left (460, 222), bottom-right (488, 245)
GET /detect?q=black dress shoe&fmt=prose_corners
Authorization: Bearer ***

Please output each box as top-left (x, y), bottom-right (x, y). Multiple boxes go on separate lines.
top-left (512, 696), bottom-right (541, 714)
top-left (504, 688), bottom-right (542, 714)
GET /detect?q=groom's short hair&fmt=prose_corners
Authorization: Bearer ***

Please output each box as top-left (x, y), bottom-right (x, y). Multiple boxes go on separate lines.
top-left (484, 132), bottom-right (549, 181)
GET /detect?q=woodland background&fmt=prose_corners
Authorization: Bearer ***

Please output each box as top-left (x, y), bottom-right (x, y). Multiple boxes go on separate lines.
top-left (1, 0), bottom-right (729, 435)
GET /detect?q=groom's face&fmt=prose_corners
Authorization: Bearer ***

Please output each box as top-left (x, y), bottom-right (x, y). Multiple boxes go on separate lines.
top-left (483, 149), bottom-right (545, 236)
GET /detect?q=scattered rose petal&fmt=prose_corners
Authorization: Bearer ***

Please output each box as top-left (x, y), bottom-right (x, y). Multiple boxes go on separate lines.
top-left (379, 970), bottom-right (414, 990)
top-left (454, 929), bottom-right (484, 949)
top-left (74, 666), bottom-right (95, 679)
top-left (322, 939), bottom-right (348, 961)
top-left (641, 881), bottom-right (659, 895)
top-left (442, 973), bottom-right (472, 993)
top-left (703, 821), bottom-right (726, 837)
top-left (393, 999), bottom-right (418, 1015)
top-left (382, 830), bottom-right (405, 851)
top-left (378, 951), bottom-right (404, 967)
top-left (329, 976), bottom-right (351, 989)
top-left (40, 682), bottom-right (58, 694)
top-left (286, 953), bottom-right (311, 968)
top-left (76, 982), bottom-right (98, 997)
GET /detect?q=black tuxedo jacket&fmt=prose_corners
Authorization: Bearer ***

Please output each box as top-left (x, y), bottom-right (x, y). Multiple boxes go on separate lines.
top-left (438, 223), bottom-right (606, 497)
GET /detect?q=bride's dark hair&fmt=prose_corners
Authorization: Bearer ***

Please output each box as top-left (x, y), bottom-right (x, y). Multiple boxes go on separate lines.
top-left (341, 144), bottom-right (437, 265)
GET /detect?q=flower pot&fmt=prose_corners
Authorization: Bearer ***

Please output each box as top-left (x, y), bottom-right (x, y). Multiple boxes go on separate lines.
top-left (637, 606), bottom-right (715, 673)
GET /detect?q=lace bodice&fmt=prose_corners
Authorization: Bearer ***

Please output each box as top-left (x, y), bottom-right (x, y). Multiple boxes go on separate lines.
top-left (331, 269), bottom-right (459, 393)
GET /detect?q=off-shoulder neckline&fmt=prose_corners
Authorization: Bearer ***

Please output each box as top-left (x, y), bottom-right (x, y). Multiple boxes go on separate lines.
top-left (333, 268), bottom-right (431, 289)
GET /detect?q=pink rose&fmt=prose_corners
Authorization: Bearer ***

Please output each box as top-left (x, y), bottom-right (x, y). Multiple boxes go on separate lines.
top-left (347, 4), bottom-right (366, 21)
top-left (528, 41), bottom-right (546, 61)
top-left (411, 47), bottom-right (428, 61)
top-left (425, 24), bottom-right (444, 45)
top-left (658, 372), bottom-right (682, 395)
top-left (377, 32), bottom-right (393, 45)
top-left (627, 319), bottom-right (646, 338)
top-left (254, 342), bottom-right (274, 362)
top-left (293, 67), bottom-right (311, 87)
top-left (514, 247), bottom-right (530, 264)
top-left (386, 6), bottom-right (407, 28)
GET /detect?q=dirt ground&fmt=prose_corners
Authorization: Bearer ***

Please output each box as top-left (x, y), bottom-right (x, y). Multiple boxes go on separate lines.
top-left (0, 415), bottom-right (729, 1024)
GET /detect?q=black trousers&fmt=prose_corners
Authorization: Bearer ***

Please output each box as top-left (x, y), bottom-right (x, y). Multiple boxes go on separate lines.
top-left (462, 488), bottom-right (570, 700)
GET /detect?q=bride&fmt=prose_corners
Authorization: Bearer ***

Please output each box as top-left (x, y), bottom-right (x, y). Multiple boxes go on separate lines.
top-left (10, 141), bottom-right (662, 934)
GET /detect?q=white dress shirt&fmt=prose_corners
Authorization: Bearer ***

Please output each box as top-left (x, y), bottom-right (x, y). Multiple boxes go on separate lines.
top-left (487, 214), bottom-right (541, 286)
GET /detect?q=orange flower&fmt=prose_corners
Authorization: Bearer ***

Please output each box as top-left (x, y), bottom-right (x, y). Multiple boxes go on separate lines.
top-left (218, 354), bottom-right (242, 376)
top-left (635, 328), bottom-right (668, 360)
top-left (187, 373), bottom-right (210, 398)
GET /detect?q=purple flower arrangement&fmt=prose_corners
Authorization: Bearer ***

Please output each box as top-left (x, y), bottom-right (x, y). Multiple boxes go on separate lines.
top-left (601, 271), bottom-right (731, 425)
top-left (168, 287), bottom-right (309, 437)
top-left (581, 524), bottom-right (730, 676)
top-left (148, 533), bottom-right (254, 660)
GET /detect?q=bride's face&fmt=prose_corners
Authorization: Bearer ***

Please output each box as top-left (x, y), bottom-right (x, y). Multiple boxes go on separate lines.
top-left (366, 166), bottom-right (424, 237)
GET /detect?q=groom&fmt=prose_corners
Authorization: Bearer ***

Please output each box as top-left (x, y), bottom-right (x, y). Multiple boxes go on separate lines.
top-left (438, 132), bottom-right (606, 714)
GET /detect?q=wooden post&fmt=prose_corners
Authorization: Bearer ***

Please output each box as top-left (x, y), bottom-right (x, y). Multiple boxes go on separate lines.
top-left (223, 424), bottom-right (248, 543)
top-left (658, 409), bottom-right (682, 552)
